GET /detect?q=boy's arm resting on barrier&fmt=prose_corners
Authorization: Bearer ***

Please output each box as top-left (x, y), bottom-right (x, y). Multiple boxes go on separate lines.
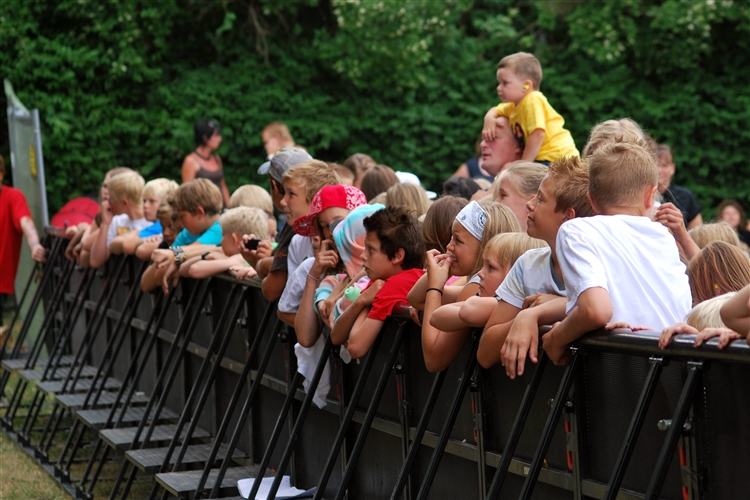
top-left (457, 296), bottom-right (498, 328)
top-left (277, 311), bottom-right (296, 328)
top-left (500, 297), bottom-right (567, 378)
top-left (189, 254), bottom-right (246, 280)
top-left (720, 285), bottom-right (750, 340)
top-left (89, 220), bottom-right (112, 269)
top-left (476, 300), bottom-right (522, 369)
top-left (109, 234), bottom-right (127, 255)
top-left (141, 262), bottom-right (168, 293)
top-left (261, 270), bottom-right (287, 302)
top-left (135, 237), bottom-right (162, 260)
top-left (541, 287), bottom-right (612, 365)
top-left (331, 280), bottom-right (384, 359)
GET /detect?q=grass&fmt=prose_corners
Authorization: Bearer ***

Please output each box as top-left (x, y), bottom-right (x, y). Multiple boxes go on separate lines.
top-left (0, 429), bottom-right (71, 500)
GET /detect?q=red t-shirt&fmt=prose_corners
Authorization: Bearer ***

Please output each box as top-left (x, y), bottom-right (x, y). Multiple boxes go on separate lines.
top-left (366, 268), bottom-right (425, 321)
top-left (0, 185), bottom-right (33, 294)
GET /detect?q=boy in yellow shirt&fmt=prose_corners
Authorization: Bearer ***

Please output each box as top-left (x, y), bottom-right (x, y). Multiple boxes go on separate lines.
top-left (482, 52), bottom-right (579, 163)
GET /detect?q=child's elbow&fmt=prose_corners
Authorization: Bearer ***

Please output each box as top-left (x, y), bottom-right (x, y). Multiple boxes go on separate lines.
top-left (347, 340), bottom-right (369, 360)
top-left (424, 356), bottom-right (449, 374)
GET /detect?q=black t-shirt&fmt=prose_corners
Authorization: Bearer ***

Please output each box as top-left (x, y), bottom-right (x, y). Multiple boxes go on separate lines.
top-left (661, 184), bottom-right (701, 226)
top-left (269, 223), bottom-right (295, 273)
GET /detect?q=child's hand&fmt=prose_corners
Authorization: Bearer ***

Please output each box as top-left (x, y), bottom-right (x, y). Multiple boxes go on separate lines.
top-left (522, 293), bottom-right (560, 309)
top-left (409, 306), bottom-right (423, 327)
top-left (482, 108), bottom-right (505, 142)
top-left (162, 261), bottom-right (180, 295)
top-left (144, 235), bottom-right (162, 245)
top-left (357, 279), bottom-right (385, 307)
top-left (229, 264), bottom-right (257, 281)
top-left (151, 248), bottom-right (174, 268)
top-left (318, 300), bottom-right (334, 329)
top-left (425, 250), bottom-right (451, 289)
top-left (605, 321), bottom-right (653, 332)
top-left (100, 200), bottom-right (113, 225)
top-left (658, 322), bottom-right (698, 350)
top-left (693, 327), bottom-right (743, 349)
top-left (655, 203), bottom-right (686, 237)
top-left (239, 234), bottom-right (272, 266)
top-left (311, 239), bottom-right (339, 276)
top-left (500, 310), bottom-right (539, 379)
top-left (541, 322), bottom-right (570, 366)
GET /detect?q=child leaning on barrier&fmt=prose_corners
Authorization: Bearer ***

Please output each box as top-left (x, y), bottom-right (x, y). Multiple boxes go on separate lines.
top-left (477, 156), bottom-right (595, 376)
top-left (409, 200), bottom-right (521, 373)
top-left (140, 201), bottom-right (185, 292)
top-left (177, 207), bottom-right (269, 280)
top-left (541, 141), bottom-right (692, 366)
top-left (276, 185), bottom-right (367, 329)
top-left (331, 205), bottom-right (426, 359)
top-left (482, 52), bottom-right (579, 163)
top-left (228, 184), bottom-right (278, 240)
top-left (89, 170), bottom-right (150, 269)
top-left (116, 178), bottom-right (179, 256)
top-left (150, 179), bottom-right (224, 293)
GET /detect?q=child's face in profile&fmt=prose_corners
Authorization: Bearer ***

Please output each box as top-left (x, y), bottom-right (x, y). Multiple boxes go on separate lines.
top-left (361, 232), bottom-right (394, 281)
top-left (446, 222), bottom-right (481, 277)
top-left (526, 176), bottom-right (567, 244)
top-left (143, 195), bottom-right (160, 221)
top-left (178, 210), bottom-right (203, 235)
top-left (220, 231), bottom-right (239, 257)
top-left (160, 214), bottom-right (180, 246)
top-left (497, 174), bottom-right (531, 230)
top-left (477, 255), bottom-right (509, 298)
top-left (280, 179), bottom-right (311, 222)
top-left (266, 216), bottom-right (278, 241)
top-left (496, 67), bottom-right (529, 106)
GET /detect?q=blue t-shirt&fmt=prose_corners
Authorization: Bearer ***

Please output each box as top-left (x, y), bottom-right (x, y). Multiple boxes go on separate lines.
top-left (171, 219), bottom-right (222, 248)
top-left (138, 220), bottom-right (162, 238)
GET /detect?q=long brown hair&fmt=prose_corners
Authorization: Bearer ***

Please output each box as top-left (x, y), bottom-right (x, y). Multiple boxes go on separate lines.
top-left (688, 241), bottom-right (750, 304)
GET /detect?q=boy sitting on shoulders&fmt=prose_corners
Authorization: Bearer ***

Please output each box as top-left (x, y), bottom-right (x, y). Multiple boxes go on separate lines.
top-left (331, 206), bottom-right (425, 359)
top-left (542, 141), bottom-right (692, 365)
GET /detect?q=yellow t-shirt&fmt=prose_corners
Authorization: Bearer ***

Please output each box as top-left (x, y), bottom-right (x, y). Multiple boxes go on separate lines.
top-left (496, 91), bottom-right (579, 161)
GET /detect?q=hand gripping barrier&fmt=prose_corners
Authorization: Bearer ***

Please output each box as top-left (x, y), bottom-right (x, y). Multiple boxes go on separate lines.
top-left (4, 233), bottom-right (748, 500)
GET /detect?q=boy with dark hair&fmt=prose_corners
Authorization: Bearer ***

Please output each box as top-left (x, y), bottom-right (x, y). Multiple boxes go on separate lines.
top-left (542, 141), bottom-right (691, 365)
top-left (474, 156), bottom-right (595, 376)
top-left (331, 206), bottom-right (425, 359)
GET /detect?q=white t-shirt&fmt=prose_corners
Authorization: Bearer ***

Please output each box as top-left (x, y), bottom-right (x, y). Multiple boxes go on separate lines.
top-left (495, 247), bottom-right (565, 308)
top-left (557, 215), bottom-right (691, 330)
top-left (288, 235), bottom-right (314, 277)
top-left (279, 257), bottom-right (316, 314)
top-left (106, 215), bottom-right (151, 246)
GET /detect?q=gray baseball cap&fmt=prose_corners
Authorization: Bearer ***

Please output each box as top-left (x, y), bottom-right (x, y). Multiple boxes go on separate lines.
top-left (257, 146), bottom-right (313, 182)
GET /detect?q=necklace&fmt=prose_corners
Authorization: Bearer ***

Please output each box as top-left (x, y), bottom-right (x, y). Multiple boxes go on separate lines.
top-left (194, 149), bottom-right (212, 161)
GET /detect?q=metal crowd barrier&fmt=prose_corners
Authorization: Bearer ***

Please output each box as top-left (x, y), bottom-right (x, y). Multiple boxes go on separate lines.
top-left (0, 233), bottom-right (748, 500)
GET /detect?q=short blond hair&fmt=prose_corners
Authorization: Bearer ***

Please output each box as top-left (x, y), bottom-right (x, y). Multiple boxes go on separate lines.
top-left (228, 184), bottom-right (273, 215)
top-left (688, 222), bottom-right (741, 249)
top-left (588, 140), bottom-right (658, 210)
top-left (143, 178), bottom-right (178, 201)
top-left (108, 171), bottom-right (145, 204)
top-left (484, 232), bottom-right (548, 269)
top-left (282, 160), bottom-right (341, 202)
top-left (499, 161), bottom-right (548, 198)
top-left (546, 157), bottom-right (596, 218)
top-left (498, 52), bottom-right (542, 89)
top-left (472, 199), bottom-right (522, 275)
top-left (220, 207), bottom-right (269, 240)
top-left (262, 121), bottom-right (294, 142)
top-left (171, 178), bottom-right (223, 215)
top-left (156, 199), bottom-right (174, 220)
top-left (582, 118), bottom-right (645, 158)
top-left (686, 292), bottom-right (736, 330)
top-left (386, 183), bottom-right (431, 219)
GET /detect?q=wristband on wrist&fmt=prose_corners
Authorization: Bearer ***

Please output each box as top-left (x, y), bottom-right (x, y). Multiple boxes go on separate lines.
top-left (426, 287), bottom-right (443, 296)
top-left (307, 273), bottom-right (320, 282)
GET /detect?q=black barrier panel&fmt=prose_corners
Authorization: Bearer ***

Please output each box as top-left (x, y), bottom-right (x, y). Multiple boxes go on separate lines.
top-left (581, 352), bottom-right (683, 498)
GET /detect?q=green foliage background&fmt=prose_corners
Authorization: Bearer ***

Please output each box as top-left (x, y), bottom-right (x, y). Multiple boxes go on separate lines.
top-left (1, 0), bottom-right (749, 216)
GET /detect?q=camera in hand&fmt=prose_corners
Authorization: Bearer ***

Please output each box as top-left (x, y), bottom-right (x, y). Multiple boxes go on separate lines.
top-left (245, 238), bottom-right (262, 251)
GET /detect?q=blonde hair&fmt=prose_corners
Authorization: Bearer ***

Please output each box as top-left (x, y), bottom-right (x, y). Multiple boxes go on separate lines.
top-left (588, 140), bottom-right (658, 210)
top-left (143, 178), bottom-right (178, 201)
top-left (228, 184), bottom-right (274, 215)
top-left (108, 171), bottom-right (145, 204)
top-left (497, 52), bottom-right (542, 89)
top-left (499, 161), bottom-right (548, 198)
top-left (369, 192), bottom-right (387, 205)
top-left (582, 118), bottom-right (645, 158)
top-left (332, 164), bottom-right (355, 185)
top-left (386, 183), bottom-right (431, 218)
top-left (262, 121), bottom-right (294, 142)
top-left (156, 199), bottom-right (174, 220)
top-left (171, 178), bottom-right (223, 215)
top-left (688, 241), bottom-right (750, 304)
top-left (484, 232), bottom-right (548, 269)
top-left (686, 292), bottom-right (736, 330)
top-left (688, 222), bottom-right (741, 249)
top-left (282, 160), bottom-right (342, 202)
top-left (474, 178), bottom-right (492, 191)
top-left (220, 207), bottom-right (269, 240)
top-left (546, 156), bottom-right (596, 217)
top-left (472, 199), bottom-right (522, 275)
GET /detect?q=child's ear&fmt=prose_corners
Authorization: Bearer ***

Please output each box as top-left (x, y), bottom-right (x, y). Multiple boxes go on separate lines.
top-left (586, 191), bottom-right (601, 214)
top-left (563, 207), bottom-right (576, 221)
top-left (523, 79), bottom-right (533, 91)
top-left (643, 185), bottom-right (659, 211)
top-left (391, 248), bottom-right (405, 266)
top-left (194, 206), bottom-right (206, 217)
top-left (231, 233), bottom-right (241, 247)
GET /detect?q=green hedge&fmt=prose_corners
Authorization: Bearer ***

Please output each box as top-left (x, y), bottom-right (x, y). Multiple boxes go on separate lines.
top-left (2, 0), bottom-right (749, 218)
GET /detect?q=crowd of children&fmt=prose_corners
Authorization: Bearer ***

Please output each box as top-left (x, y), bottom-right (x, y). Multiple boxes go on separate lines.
top-left (61, 51), bottom-right (750, 391)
